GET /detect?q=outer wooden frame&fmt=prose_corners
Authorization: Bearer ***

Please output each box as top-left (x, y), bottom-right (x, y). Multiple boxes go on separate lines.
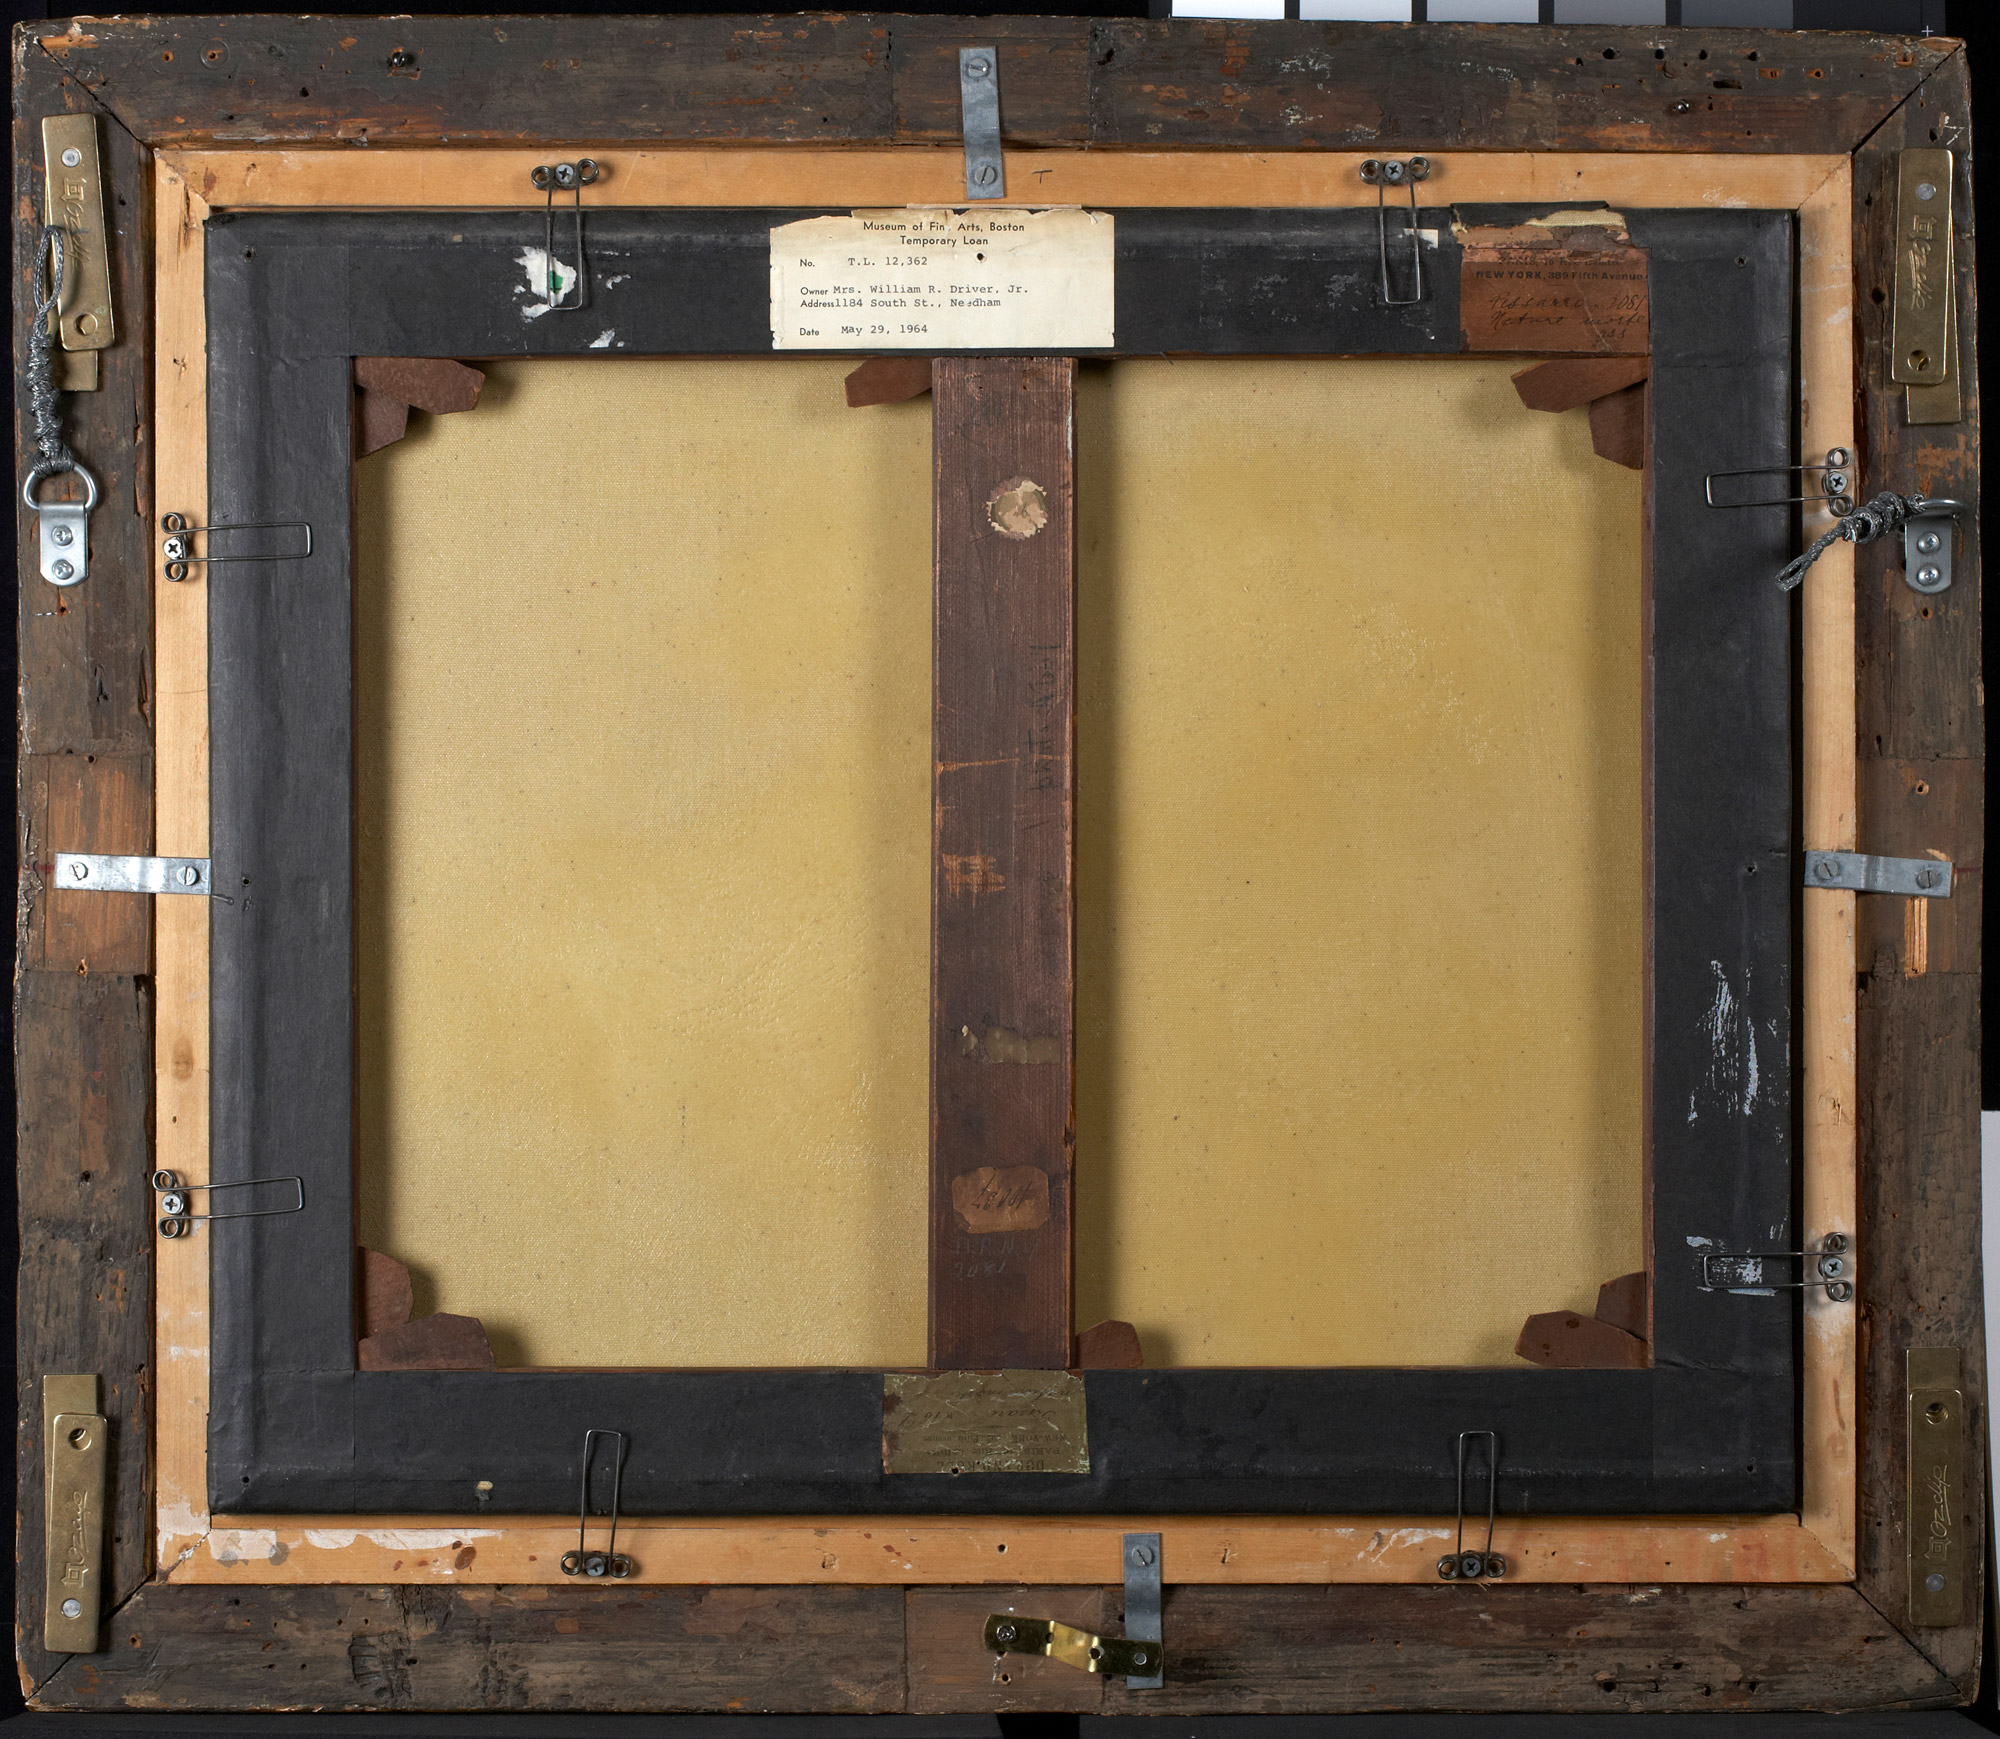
top-left (14, 17), bottom-right (1980, 1715)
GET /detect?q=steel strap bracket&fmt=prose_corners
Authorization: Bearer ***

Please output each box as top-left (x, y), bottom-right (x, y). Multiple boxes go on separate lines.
top-left (1804, 850), bottom-right (1952, 898)
top-left (53, 853), bottom-right (209, 895)
top-left (959, 48), bottom-right (1004, 201)
top-left (1123, 1532), bottom-right (1164, 1689)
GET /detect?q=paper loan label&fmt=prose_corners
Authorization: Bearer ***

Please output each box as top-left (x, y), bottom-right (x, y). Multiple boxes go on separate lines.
top-left (769, 208), bottom-right (1114, 351)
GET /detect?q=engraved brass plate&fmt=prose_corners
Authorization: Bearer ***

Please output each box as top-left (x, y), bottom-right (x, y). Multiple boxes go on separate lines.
top-left (43, 1374), bottom-right (105, 1653)
top-left (1890, 149), bottom-right (1953, 387)
top-left (883, 1369), bottom-right (1089, 1474)
top-left (1906, 291), bottom-right (1962, 426)
top-left (41, 115), bottom-right (115, 360)
top-left (1907, 1346), bottom-right (1966, 1627)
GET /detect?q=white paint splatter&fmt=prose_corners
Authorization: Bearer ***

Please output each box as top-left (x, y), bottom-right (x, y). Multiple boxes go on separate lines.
top-left (208, 1527), bottom-right (278, 1564)
top-left (1360, 1526), bottom-right (1450, 1562)
top-left (1695, 959), bottom-right (1760, 1119)
top-left (602, 273), bottom-right (631, 289)
top-left (589, 329), bottom-right (616, 349)
top-left (515, 246), bottom-right (576, 320)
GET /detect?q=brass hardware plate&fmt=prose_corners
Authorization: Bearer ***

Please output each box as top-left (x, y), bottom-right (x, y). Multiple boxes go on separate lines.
top-left (1890, 149), bottom-right (1953, 387)
top-left (1906, 287), bottom-right (1961, 426)
top-left (1907, 1347), bottom-right (1966, 1627)
top-left (882, 1369), bottom-right (1089, 1474)
top-left (43, 1374), bottom-right (106, 1653)
top-left (41, 115), bottom-right (115, 365)
top-left (985, 1614), bottom-right (1162, 1678)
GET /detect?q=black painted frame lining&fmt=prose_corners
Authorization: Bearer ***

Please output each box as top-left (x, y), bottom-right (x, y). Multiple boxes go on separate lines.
top-left (205, 206), bottom-right (1797, 1516)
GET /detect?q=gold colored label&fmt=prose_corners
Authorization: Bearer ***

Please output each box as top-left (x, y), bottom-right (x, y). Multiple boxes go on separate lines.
top-left (883, 1369), bottom-right (1089, 1474)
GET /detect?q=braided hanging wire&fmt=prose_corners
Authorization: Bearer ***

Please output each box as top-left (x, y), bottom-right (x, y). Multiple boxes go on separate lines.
top-left (1776, 491), bottom-right (1925, 591)
top-left (23, 225), bottom-right (80, 493)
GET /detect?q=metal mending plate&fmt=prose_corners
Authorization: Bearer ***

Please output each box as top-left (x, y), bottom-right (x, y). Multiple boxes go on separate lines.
top-left (959, 47), bottom-right (1004, 201)
top-left (53, 853), bottom-right (210, 895)
top-left (1907, 1347), bottom-right (1966, 1627)
top-left (1803, 850), bottom-right (1952, 898)
top-left (1123, 1531), bottom-right (1164, 1689)
top-left (883, 1369), bottom-right (1088, 1474)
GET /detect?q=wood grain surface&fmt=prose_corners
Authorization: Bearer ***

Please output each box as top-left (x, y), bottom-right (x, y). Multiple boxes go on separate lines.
top-left (34, 1581), bottom-right (1959, 1713)
top-left (9, 11), bottom-right (1981, 1716)
top-left (13, 43), bottom-right (155, 1692)
top-left (931, 359), bottom-right (1077, 1371)
top-left (39, 1582), bottom-right (908, 1711)
top-left (30, 18), bottom-right (1951, 154)
top-left (1092, 1585), bottom-right (1959, 1713)
top-left (1849, 50), bottom-right (1984, 1697)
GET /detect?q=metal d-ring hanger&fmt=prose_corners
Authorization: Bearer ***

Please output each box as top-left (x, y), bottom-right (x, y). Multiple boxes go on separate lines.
top-left (562, 1428), bottom-right (634, 1578)
top-left (1360, 157), bottom-right (1430, 307)
top-left (1437, 1429), bottom-right (1506, 1581)
top-left (530, 160), bottom-right (599, 312)
top-left (23, 225), bottom-right (98, 587)
top-left (151, 1169), bottom-right (305, 1239)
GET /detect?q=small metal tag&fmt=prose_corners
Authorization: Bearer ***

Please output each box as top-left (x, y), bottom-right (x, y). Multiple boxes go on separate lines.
top-left (883, 1369), bottom-right (1088, 1474)
top-left (1907, 1348), bottom-right (1966, 1627)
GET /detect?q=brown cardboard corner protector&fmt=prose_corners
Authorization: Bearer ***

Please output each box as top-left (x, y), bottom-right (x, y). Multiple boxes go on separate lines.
top-left (846, 355), bottom-right (935, 407)
top-left (354, 356), bottom-right (487, 455)
top-left (1511, 357), bottom-right (1649, 469)
top-left (358, 1311), bottom-right (495, 1372)
top-left (1075, 1319), bottom-right (1143, 1369)
top-left (1587, 382), bottom-right (1646, 470)
top-left (1515, 1269), bottom-right (1649, 1368)
top-left (358, 1246), bottom-right (415, 1339)
top-left (1511, 356), bottom-right (1649, 414)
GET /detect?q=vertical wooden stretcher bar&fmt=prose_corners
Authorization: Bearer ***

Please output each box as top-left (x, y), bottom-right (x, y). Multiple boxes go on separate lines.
top-left (929, 357), bottom-right (1078, 1370)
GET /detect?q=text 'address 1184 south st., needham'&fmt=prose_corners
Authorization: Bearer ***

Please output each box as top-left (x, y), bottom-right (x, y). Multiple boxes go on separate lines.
top-left (768, 207), bottom-right (1115, 351)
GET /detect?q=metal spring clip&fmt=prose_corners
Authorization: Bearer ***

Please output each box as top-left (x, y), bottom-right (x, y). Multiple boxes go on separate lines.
top-left (1700, 1234), bottom-right (1853, 1302)
top-left (562, 1428), bottom-right (634, 1578)
top-left (1359, 157), bottom-right (1430, 307)
top-left (1436, 1429), bottom-right (1506, 1581)
top-left (152, 1169), bottom-right (305, 1239)
top-left (1703, 448), bottom-right (1855, 517)
top-left (161, 513), bottom-right (313, 582)
top-left (530, 160), bottom-right (599, 312)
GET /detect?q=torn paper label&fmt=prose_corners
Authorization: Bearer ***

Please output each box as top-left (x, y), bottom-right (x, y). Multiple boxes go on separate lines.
top-left (769, 208), bottom-right (1114, 351)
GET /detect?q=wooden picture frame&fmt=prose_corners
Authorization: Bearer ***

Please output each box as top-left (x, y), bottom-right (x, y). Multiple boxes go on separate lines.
top-left (14, 16), bottom-right (1982, 1715)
